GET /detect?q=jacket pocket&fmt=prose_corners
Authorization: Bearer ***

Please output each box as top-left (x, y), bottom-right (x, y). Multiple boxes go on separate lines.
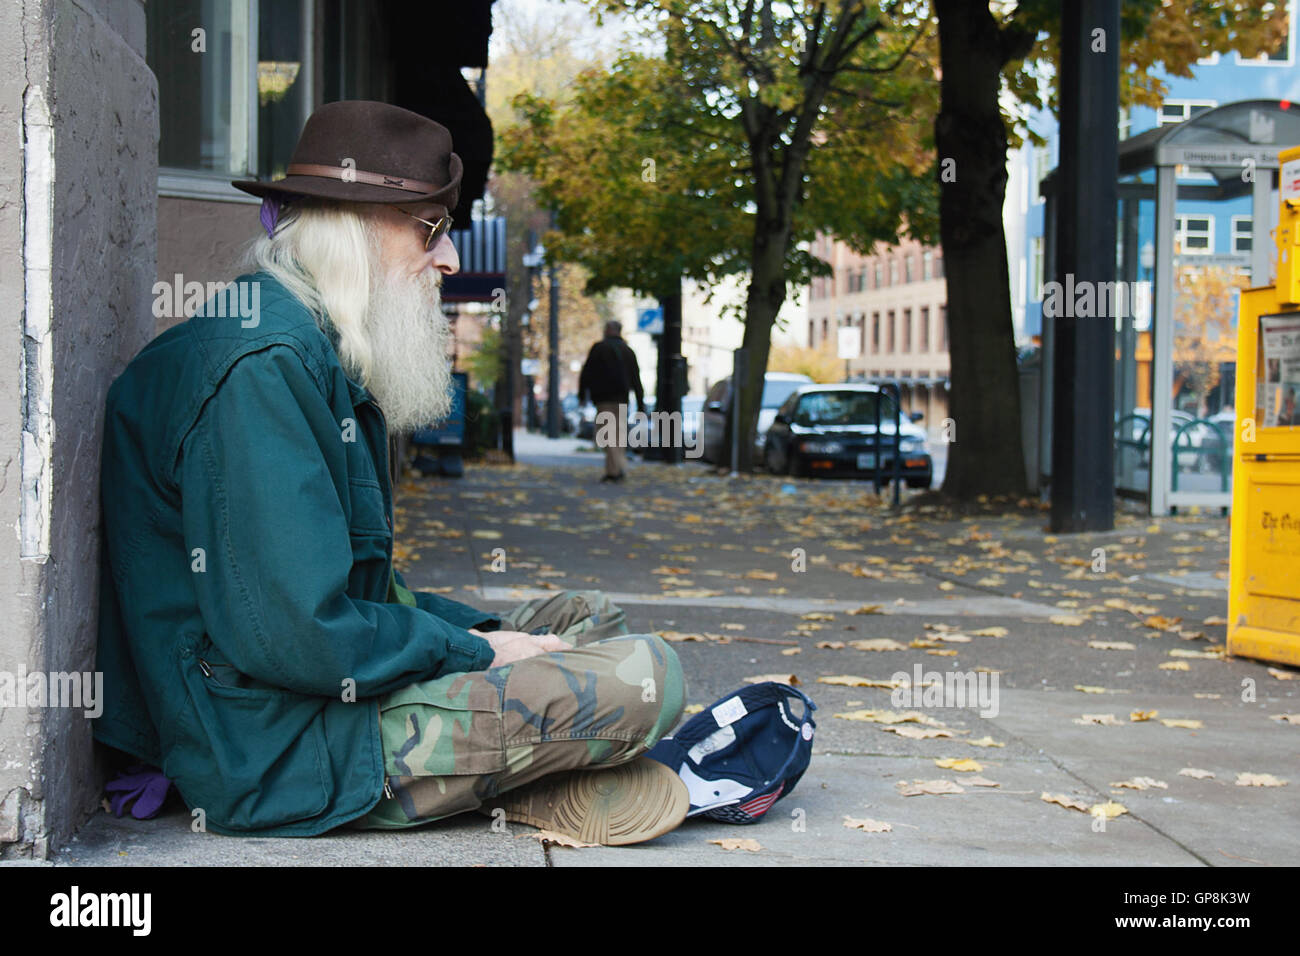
top-left (346, 477), bottom-right (390, 536)
top-left (346, 477), bottom-right (391, 600)
top-left (166, 645), bottom-right (332, 831)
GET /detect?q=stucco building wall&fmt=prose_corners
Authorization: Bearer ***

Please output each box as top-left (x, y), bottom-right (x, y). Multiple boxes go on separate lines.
top-left (0, 0), bottom-right (157, 859)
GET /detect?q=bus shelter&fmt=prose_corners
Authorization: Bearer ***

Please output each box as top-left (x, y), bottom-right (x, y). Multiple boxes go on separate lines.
top-left (1039, 100), bottom-right (1300, 515)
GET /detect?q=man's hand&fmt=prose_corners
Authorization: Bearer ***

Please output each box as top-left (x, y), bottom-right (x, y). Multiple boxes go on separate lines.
top-left (469, 628), bottom-right (568, 667)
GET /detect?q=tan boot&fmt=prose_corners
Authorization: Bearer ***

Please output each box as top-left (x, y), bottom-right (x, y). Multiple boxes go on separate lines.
top-left (485, 757), bottom-right (688, 846)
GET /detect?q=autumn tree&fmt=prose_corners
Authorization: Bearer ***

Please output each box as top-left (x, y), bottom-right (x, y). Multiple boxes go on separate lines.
top-left (502, 0), bottom-right (939, 469)
top-left (767, 340), bottom-right (845, 383)
top-left (485, 1), bottom-right (624, 421)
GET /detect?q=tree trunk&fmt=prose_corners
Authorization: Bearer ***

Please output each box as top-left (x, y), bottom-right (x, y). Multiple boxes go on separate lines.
top-left (934, 0), bottom-right (1029, 499)
top-left (728, 223), bottom-right (789, 472)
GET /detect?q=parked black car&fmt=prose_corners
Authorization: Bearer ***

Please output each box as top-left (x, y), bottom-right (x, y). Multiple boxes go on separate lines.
top-left (763, 384), bottom-right (932, 487)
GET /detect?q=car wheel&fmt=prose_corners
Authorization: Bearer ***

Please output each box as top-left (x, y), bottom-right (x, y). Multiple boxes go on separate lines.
top-left (906, 471), bottom-right (932, 490)
top-left (787, 452), bottom-right (805, 479)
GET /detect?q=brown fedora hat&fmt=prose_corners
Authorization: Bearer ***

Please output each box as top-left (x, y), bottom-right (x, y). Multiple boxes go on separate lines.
top-left (233, 100), bottom-right (462, 208)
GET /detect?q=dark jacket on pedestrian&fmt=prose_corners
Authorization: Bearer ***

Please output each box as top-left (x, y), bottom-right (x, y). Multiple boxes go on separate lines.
top-left (579, 333), bottom-right (645, 410)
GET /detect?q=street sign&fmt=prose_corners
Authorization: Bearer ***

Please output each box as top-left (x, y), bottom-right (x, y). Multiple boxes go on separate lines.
top-left (837, 326), bottom-right (858, 360)
top-left (637, 307), bottom-right (664, 335)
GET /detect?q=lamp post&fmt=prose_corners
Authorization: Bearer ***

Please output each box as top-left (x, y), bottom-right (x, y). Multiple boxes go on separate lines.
top-left (522, 238), bottom-right (545, 435)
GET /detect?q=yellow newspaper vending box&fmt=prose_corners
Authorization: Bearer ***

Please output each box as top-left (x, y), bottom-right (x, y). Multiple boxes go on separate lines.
top-left (1228, 144), bottom-right (1300, 666)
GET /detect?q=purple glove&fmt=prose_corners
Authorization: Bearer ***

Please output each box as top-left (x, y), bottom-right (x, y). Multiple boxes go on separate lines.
top-left (104, 764), bottom-right (172, 819)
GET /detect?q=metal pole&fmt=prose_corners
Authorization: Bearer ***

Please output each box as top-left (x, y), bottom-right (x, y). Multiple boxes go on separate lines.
top-left (873, 387), bottom-right (882, 497)
top-left (891, 382), bottom-right (901, 509)
top-left (661, 286), bottom-right (684, 464)
top-left (1050, 0), bottom-right (1118, 532)
top-left (546, 209), bottom-right (561, 439)
top-left (730, 348), bottom-right (747, 477)
top-left (1150, 164), bottom-right (1176, 516)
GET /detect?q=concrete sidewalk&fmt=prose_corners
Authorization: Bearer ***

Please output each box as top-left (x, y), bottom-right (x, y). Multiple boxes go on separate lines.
top-left (34, 455), bottom-right (1299, 867)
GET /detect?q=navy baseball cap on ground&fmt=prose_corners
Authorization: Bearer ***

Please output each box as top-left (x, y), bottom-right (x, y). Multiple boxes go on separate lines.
top-left (647, 682), bottom-right (816, 824)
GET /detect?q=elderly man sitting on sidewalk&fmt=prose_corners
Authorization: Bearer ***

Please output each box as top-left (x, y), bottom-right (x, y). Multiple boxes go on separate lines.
top-left (94, 101), bottom-right (687, 845)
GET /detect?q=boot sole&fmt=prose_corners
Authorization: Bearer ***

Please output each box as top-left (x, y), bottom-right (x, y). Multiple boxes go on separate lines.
top-left (493, 757), bottom-right (688, 846)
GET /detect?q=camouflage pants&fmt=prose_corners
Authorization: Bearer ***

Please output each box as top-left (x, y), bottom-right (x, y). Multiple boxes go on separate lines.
top-left (351, 590), bottom-right (685, 829)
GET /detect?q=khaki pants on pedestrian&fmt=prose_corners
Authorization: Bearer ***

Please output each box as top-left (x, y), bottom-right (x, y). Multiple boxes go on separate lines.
top-left (350, 590), bottom-right (685, 829)
top-left (595, 401), bottom-right (627, 478)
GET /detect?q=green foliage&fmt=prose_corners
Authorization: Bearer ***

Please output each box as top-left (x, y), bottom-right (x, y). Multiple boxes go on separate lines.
top-left (497, 1), bottom-right (941, 300)
top-left (997, 0), bottom-right (1289, 144)
top-left (465, 323), bottom-right (504, 393)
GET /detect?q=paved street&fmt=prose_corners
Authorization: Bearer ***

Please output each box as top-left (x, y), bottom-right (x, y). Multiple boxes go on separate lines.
top-left (52, 433), bottom-right (1297, 867)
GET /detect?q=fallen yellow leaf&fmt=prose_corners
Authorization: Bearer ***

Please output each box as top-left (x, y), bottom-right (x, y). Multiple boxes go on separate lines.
top-left (1088, 641), bottom-right (1136, 651)
top-left (897, 779), bottom-right (964, 796)
top-left (833, 709), bottom-right (941, 725)
top-left (1051, 615), bottom-right (1087, 626)
top-left (1178, 767), bottom-right (1215, 779)
top-left (817, 675), bottom-right (903, 689)
top-left (1168, 648), bottom-right (1224, 660)
top-left (970, 626), bottom-right (1009, 637)
top-left (882, 725), bottom-right (953, 739)
top-left (967, 776), bottom-right (1000, 787)
top-left (967, 736), bottom-right (1005, 748)
top-left (710, 838), bottom-right (763, 851)
top-left (1159, 661), bottom-right (1190, 671)
top-left (1041, 792), bottom-right (1090, 812)
top-left (843, 817), bottom-right (892, 832)
top-left (1142, 615), bottom-right (1183, 631)
top-left (1130, 710), bottom-right (1158, 722)
top-left (1110, 776), bottom-right (1167, 790)
top-left (848, 604), bottom-right (885, 615)
top-left (780, 647), bottom-right (801, 656)
top-left (1075, 685), bottom-right (1108, 694)
top-left (935, 757), bottom-right (983, 772)
top-left (848, 638), bottom-right (906, 652)
top-left (743, 674), bottom-right (800, 686)
top-left (1235, 772), bottom-right (1288, 787)
top-left (1074, 714), bottom-right (1123, 726)
top-left (1269, 713), bottom-right (1300, 725)
top-left (1159, 718), bottom-right (1203, 729)
top-left (815, 640), bottom-right (847, 649)
top-left (1267, 667), bottom-right (1296, 681)
top-left (1090, 801), bottom-right (1129, 820)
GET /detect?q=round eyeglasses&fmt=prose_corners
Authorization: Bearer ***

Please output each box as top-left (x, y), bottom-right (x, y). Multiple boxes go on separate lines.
top-left (397, 208), bottom-right (454, 250)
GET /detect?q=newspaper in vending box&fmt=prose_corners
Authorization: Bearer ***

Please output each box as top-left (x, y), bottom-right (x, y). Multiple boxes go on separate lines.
top-left (1259, 315), bottom-right (1300, 427)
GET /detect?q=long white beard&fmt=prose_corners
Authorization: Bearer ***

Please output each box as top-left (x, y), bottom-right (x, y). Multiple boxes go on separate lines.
top-left (357, 268), bottom-right (454, 432)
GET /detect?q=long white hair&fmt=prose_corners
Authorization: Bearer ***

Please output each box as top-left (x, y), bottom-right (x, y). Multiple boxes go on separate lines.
top-left (243, 198), bottom-right (376, 383)
top-left (242, 196), bottom-right (454, 430)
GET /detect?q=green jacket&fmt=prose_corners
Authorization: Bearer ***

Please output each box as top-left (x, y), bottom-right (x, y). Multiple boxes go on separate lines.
top-left (94, 271), bottom-right (499, 836)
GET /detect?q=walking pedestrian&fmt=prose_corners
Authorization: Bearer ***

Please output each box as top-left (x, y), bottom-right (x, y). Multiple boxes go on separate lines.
top-left (578, 320), bottom-right (645, 483)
